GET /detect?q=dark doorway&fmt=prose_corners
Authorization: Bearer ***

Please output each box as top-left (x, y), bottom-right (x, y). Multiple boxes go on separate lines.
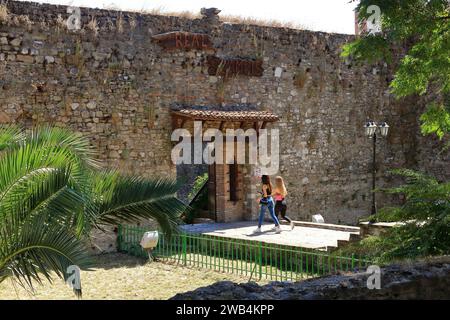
top-left (208, 164), bottom-right (217, 221)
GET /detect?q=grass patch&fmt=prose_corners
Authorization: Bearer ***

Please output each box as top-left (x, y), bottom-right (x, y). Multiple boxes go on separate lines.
top-left (0, 253), bottom-right (256, 300)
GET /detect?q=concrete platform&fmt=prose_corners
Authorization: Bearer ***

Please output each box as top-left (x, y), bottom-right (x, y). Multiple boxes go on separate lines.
top-left (181, 221), bottom-right (360, 251)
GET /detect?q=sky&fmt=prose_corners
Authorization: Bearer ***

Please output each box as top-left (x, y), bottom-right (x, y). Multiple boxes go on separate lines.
top-left (21, 0), bottom-right (358, 34)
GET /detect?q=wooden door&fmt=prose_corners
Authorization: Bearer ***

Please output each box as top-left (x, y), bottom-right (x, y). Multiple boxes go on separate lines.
top-left (208, 164), bottom-right (217, 221)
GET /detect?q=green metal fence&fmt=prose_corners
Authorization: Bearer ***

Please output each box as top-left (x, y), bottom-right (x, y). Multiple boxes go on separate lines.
top-left (117, 224), bottom-right (372, 282)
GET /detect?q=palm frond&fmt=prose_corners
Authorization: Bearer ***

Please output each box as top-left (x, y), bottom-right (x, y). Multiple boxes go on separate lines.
top-left (0, 132), bottom-right (93, 200)
top-left (0, 126), bottom-right (182, 294)
top-left (27, 126), bottom-right (100, 169)
top-left (90, 171), bottom-right (185, 237)
top-left (0, 125), bottom-right (25, 151)
top-left (0, 213), bottom-right (90, 297)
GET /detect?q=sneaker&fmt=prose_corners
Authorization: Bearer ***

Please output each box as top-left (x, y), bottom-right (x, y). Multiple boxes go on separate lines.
top-left (290, 221), bottom-right (295, 230)
top-left (253, 227), bottom-right (262, 234)
top-left (275, 225), bottom-right (281, 233)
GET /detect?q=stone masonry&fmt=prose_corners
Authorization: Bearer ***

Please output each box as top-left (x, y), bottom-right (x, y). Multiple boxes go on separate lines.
top-left (0, 1), bottom-right (448, 227)
top-left (171, 256), bottom-right (450, 299)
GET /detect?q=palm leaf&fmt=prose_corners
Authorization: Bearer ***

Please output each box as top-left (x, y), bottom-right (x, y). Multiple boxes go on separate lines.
top-left (90, 171), bottom-right (185, 238)
top-left (0, 126), bottom-right (183, 295)
top-left (0, 213), bottom-right (90, 297)
top-left (0, 125), bottom-right (25, 151)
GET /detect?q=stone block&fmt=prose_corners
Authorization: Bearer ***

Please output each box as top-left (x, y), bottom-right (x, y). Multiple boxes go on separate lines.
top-left (16, 54), bottom-right (34, 63)
top-left (0, 111), bottom-right (11, 123)
top-left (9, 38), bottom-right (22, 47)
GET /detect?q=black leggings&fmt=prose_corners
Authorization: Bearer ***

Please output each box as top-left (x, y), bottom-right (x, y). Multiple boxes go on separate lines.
top-left (274, 201), bottom-right (292, 223)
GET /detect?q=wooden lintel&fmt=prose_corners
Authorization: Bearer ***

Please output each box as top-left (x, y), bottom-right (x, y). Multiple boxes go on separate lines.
top-left (254, 121), bottom-right (261, 138)
top-left (171, 112), bottom-right (193, 130)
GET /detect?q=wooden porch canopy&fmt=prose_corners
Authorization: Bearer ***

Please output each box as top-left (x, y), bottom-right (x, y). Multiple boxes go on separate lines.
top-left (171, 108), bottom-right (279, 131)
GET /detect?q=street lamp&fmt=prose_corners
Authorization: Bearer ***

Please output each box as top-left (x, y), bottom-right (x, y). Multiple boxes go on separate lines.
top-left (364, 120), bottom-right (389, 216)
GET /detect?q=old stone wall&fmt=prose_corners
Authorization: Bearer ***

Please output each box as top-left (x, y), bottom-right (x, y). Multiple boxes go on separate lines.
top-left (1, 1), bottom-right (448, 226)
top-left (171, 256), bottom-right (450, 299)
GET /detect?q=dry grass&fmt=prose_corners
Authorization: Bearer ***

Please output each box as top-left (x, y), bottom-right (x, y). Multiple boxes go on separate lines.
top-left (0, 4), bottom-right (9, 24)
top-left (1, 3), bottom-right (304, 31)
top-left (0, 253), bottom-right (255, 300)
top-left (221, 14), bottom-right (305, 30)
top-left (103, 5), bottom-right (305, 30)
top-left (56, 14), bottom-right (66, 31)
top-left (294, 69), bottom-right (309, 89)
top-left (86, 16), bottom-right (99, 36)
top-left (116, 14), bottom-right (124, 33)
top-left (129, 15), bottom-right (137, 30)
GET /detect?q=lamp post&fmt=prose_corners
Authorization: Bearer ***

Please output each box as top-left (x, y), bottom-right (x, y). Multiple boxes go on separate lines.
top-left (364, 120), bottom-right (389, 216)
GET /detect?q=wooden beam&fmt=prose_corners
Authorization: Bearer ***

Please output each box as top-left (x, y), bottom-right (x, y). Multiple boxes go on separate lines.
top-left (254, 121), bottom-right (262, 139)
top-left (219, 121), bottom-right (225, 131)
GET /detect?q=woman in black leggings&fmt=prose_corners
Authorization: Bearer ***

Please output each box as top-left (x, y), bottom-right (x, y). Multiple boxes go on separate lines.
top-left (273, 176), bottom-right (295, 230)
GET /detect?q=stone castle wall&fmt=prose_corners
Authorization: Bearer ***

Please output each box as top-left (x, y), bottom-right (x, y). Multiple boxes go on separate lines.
top-left (1, 1), bottom-right (448, 226)
top-left (171, 256), bottom-right (450, 300)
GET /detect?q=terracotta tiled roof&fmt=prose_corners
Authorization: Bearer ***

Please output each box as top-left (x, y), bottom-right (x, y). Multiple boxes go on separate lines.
top-left (172, 109), bottom-right (279, 122)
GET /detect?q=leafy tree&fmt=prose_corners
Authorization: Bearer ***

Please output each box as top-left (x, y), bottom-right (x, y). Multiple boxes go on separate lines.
top-left (343, 0), bottom-right (450, 143)
top-left (340, 1), bottom-right (450, 262)
top-left (339, 169), bottom-right (450, 262)
top-left (0, 126), bottom-right (185, 295)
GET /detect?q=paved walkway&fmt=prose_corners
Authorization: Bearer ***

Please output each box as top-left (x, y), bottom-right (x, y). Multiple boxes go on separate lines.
top-left (181, 221), bottom-right (359, 250)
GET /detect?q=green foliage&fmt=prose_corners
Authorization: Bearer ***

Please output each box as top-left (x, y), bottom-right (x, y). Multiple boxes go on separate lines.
top-left (343, 0), bottom-right (450, 140)
top-left (0, 126), bottom-right (185, 295)
top-left (90, 171), bottom-right (184, 238)
top-left (183, 173), bottom-right (209, 224)
top-left (341, 34), bottom-right (392, 64)
top-left (188, 172), bottom-right (208, 201)
top-left (420, 103), bottom-right (450, 140)
top-left (375, 169), bottom-right (449, 220)
top-left (341, 169), bottom-right (450, 262)
top-left (0, 126), bottom-right (24, 150)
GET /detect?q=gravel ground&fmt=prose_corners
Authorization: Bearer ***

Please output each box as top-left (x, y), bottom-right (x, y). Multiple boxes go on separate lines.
top-left (0, 253), bottom-right (255, 300)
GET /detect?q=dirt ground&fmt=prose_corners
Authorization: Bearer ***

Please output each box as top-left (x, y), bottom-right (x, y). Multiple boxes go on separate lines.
top-left (0, 253), bottom-right (255, 300)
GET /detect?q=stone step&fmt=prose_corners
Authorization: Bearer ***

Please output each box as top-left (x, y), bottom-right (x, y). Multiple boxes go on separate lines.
top-left (192, 218), bottom-right (215, 224)
top-left (280, 220), bottom-right (361, 234)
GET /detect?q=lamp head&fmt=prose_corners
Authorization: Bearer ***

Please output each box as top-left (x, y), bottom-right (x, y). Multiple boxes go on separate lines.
top-left (364, 120), bottom-right (377, 137)
top-left (379, 121), bottom-right (389, 137)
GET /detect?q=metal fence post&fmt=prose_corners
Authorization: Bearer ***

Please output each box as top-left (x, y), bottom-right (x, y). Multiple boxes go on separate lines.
top-left (117, 225), bottom-right (122, 251)
top-left (258, 242), bottom-right (263, 280)
top-left (182, 233), bottom-right (187, 266)
top-left (116, 225), bottom-right (373, 283)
